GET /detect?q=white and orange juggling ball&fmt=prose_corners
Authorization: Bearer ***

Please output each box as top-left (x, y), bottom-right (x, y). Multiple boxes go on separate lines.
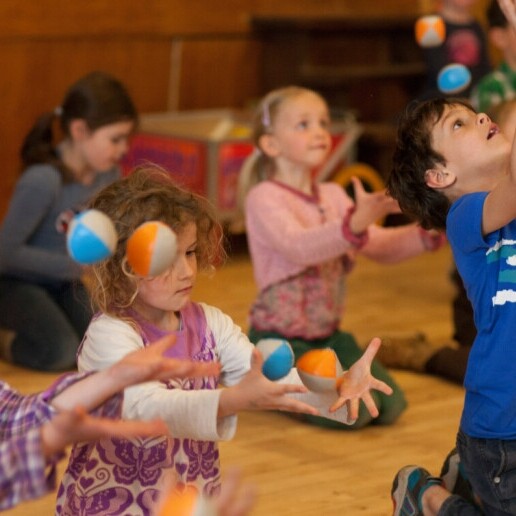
top-left (157, 485), bottom-right (216, 516)
top-left (415, 15), bottom-right (446, 48)
top-left (126, 221), bottom-right (178, 277)
top-left (296, 348), bottom-right (344, 393)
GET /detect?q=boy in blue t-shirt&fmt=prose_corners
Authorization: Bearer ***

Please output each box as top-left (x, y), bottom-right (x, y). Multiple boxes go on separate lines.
top-left (386, 3), bottom-right (516, 512)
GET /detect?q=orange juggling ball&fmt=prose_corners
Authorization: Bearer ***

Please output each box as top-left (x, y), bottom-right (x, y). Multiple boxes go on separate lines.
top-left (415, 15), bottom-right (446, 48)
top-left (157, 485), bottom-right (216, 516)
top-left (296, 348), bottom-right (344, 392)
top-left (126, 221), bottom-right (178, 277)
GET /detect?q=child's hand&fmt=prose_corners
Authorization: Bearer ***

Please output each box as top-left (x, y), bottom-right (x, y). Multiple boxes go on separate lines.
top-left (499, 0), bottom-right (516, 30)
top-left (213, 467), bottom-right (257, 516)
top-left (51, 335), bottom-right (220, 414)
top-left (218, 349), bottom-right (319, 418)
top-left (41, 406), bottom-right (168, 459)
top-left (349, 177), bottom-right (401, 234)
top-left (109, 335), bottom-right (221, 390)
top-left (330, 337), bottom-right (393, 423)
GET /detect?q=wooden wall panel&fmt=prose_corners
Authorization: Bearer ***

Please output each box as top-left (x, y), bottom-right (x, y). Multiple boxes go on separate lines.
top-left (0, 0), bottom-right (492, 217)
top-left (0, 0), bottom-right (422, 38)
top-left (0, 38), bottom-right (171, 216)
top-left (178, 38), bottom-right (262, 110)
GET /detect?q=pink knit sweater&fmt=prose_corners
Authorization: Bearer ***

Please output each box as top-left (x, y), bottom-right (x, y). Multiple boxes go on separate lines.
top-left (245, 180), bottom-right (430, 293)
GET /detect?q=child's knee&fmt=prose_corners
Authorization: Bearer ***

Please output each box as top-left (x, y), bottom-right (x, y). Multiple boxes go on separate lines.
top-left (373, 391), bottom-right (408, 425)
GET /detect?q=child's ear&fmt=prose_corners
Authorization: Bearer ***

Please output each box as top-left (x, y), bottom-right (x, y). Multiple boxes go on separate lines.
top-left (258, 133), bottom-right (280, 158)
top-left (69, 119), bottom-right (90, 141)
top-left (424, 167), bottom-right (455, 189)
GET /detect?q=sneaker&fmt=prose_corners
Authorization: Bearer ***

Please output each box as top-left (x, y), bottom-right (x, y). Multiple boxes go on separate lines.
top-left (440, 448), bottom-right (478, 506)
top-left (391, 465), bottom-right (442, 516)
top-left (377, 332), bottom-right (435, 372)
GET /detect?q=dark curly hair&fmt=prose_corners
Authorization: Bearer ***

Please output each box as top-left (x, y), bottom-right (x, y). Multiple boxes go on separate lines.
top-left (387, 97), bottom-right (475, 230)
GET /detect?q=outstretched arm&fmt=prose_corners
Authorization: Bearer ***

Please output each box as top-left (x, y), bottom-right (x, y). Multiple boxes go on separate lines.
top-left (481, 0), bottom-right (516, 233)
top-left (51, 334), bottom-right (220, 413)
top-left (43, 335), bottom-right (220, 456)
top-left (482, 122), bottom-right (516, 233)
top-left (40, 406), bottom-right (169, 459)
top-left (0, 409), bottom-right (170, 510)
top-left (330, 337), bottom-right (393, 423)
top-left (499, 0), bottom-right (516, 28)
top-left (218, 348), bottom-right (320, 418)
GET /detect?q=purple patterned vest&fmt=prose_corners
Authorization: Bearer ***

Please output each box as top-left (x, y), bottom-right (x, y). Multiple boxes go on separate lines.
top-left (55, 302), bottom-right (220, 515)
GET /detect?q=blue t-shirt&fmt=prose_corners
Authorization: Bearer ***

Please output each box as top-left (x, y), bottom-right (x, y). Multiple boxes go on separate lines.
top-left (448, 192), bottom-right (516, 438)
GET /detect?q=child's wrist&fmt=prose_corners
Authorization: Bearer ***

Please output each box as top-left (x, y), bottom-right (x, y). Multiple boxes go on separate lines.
top-left (342, 206), bottom-right (369, 249)
top-left (40, 422), bottom-right (67, 461)
top-left (217, 387), bottom-right (240, 419)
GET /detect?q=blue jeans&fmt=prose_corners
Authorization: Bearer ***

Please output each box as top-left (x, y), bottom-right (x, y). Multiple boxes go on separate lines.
top-left (0, 277), bottom-right (92, 371)
top-left (441, 428), bottom-right (516, 515)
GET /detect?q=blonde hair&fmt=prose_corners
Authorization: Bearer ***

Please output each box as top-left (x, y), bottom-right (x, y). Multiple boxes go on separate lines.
top-left (86, 166), bottom-right (225, 321)
top-left (237, 86), bottom-right (328, 208)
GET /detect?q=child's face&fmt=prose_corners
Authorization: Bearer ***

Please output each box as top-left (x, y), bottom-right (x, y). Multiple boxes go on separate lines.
top-left (428, 104), bottom-right (510, 194)
top-left (135, 222), bottom-right (198, 321)
top-left (264, 92), bottom-right (332, 171)
top-left (79, 120), bottom-right (135, 172)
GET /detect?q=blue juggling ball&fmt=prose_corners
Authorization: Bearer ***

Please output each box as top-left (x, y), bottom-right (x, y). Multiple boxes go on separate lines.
top-left (437, 64), bottom-right (471, 95)
top-left (67, 209), bottom-right (118, 265)
top-left (256, 338), bottom-right (295, 381)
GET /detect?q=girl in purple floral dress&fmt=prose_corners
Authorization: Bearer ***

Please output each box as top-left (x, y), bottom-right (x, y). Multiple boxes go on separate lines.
top-left (56, 167), bottom-right (392, 515)
top-left (0, 335), bottom-right (215, 510)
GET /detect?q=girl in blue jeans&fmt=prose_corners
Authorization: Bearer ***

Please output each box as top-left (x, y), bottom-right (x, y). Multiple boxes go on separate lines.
top-left (0, 71), bottom-right (137, 371)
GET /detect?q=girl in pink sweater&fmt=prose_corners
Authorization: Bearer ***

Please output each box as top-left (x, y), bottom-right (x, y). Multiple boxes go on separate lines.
top-left (240, 86), bottom-right (443, 429)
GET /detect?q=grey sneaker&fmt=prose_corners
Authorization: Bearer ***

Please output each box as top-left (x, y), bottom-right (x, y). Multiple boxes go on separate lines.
top-left (391, 465), bottom-right (442, 516)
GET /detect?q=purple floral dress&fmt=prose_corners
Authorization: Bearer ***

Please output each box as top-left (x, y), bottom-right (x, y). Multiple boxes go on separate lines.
top-left (56, 302), bottom-right (220, 515)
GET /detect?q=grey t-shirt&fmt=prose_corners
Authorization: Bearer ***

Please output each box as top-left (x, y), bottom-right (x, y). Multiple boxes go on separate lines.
top-left (0, 164), bottom-right (119, 284)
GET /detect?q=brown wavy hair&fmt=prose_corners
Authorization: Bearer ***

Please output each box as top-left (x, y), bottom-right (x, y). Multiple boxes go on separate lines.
top-left (85, 166), bottom-right (225, 320)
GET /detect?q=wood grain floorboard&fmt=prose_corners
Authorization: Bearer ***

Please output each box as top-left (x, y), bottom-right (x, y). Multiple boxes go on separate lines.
top-left (2, 242), bottom-right (464, 515)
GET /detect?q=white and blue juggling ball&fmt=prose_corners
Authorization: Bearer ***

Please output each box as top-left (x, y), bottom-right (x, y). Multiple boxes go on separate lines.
top-left (67, 209), bottom-right (118, 265)
top-left (415, 15), bottom-right (446, 48)
top-left (256, 338), bottom-right (295, 381)
top-left (437, 64), bottom-right (471, 95)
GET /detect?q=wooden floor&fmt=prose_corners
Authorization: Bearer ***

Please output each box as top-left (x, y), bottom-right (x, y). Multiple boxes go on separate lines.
top-left (2, 240), bottom-right (465, 516)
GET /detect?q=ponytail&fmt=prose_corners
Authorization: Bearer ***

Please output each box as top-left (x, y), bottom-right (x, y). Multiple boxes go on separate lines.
top-left (20, 111), bottom-right (61, 169)
top-left (236, 150), bottom-right (271, 214)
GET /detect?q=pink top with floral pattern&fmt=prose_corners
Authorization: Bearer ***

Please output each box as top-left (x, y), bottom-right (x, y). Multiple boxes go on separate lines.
top-left (245, 180), bottom-right (436, 339)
